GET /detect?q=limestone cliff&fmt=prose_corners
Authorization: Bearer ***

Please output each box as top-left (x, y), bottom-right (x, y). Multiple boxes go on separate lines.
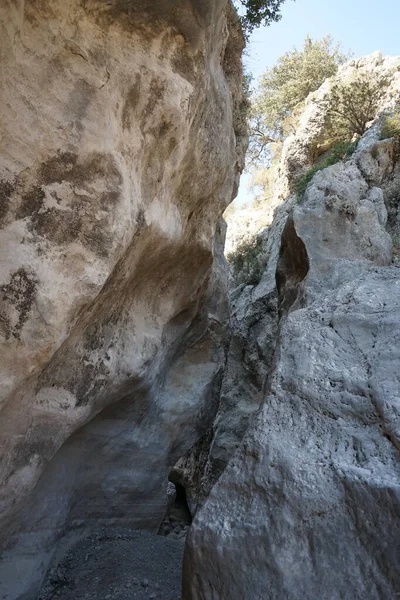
top-left (183, 55), bottom-right (400, 599)
top-left (2, 4), bottom-right (400, 597)
top-left (0, 1), bottom-right (246, 597)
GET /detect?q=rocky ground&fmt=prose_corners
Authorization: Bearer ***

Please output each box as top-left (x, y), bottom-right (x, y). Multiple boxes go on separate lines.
top-left (38, 486), bottom-right (192, 600)
top-left (38, 528), bottom-right (185, 600)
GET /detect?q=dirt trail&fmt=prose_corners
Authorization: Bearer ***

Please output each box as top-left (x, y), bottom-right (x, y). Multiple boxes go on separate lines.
top-left (38, 529), bottom-right (185, 600)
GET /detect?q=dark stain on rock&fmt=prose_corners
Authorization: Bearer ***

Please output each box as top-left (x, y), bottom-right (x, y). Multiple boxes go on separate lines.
top-left (30, 206), bottom-right (83, 246)
top-left (143, 79), bottom-right (165, 122)
top-left (79, 0), bottom-right (175, 37)
top-left (100, 190), bottom-right (120, 210)
top-left (16, 185), bottom-right (45, 220)
top-left (65, 79), bottom-right (96, 121)
top-left (83, 221), bottom-right (113, 258)
top-left (0, 179), bottom-right (15, 226)
top-left (38, 151), bottom-right (122, 188)
top-left (0, 268), bottom-right (38, 339)
top-left (122, 74), bottom-right (141, 130)
top-left (158, 119), bottom-right (173, 137)
top-left (39, 316), bottom-right (116, 406)
top-left (18, 151), bottom-right (125, 257)
top-left (6, 430), bottom-right (55, 484)
top-left (171, 46), bottom-right (197, 84)
top-left (38, 152), bottom-right (79, 186)
top-left (74, 360), bottom-right (110, 407)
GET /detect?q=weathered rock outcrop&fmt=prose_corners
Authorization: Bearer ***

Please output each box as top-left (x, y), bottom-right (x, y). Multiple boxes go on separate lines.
top-left (276, 52), bottom-right (400, 201)
top-left (173, 198), bottom-right (296, 513)
top-left (0, 1), bottom-right (246, 597)
top-left (183, 68), bottom-right (400, 598)
top-left (178, 54), bottom-right (400, 520)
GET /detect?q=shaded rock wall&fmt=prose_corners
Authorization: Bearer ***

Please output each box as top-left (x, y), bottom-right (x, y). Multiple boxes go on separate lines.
top-left (0, 1), bottom-right (246, 597)
top-left (173, 198), bottom-right (295, 513)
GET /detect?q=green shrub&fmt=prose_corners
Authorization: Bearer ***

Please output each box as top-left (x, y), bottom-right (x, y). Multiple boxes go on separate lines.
top-left (233, 0), bottom-right (286, 36)
top-left (326, 74), bottom-right (390, 139)
top-left (248, 35), bottom-right (350, 165)
top-left (227, 234), bottom-right (266, 285)
top-left (295, 140), bottom-right (358, 200)
top-left (380, 113), bottom-right (400, 140)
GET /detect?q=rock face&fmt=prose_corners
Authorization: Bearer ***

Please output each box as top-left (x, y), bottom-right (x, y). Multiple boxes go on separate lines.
top-left (173, 198), bottom-right (296, 513)
top-left (276, 52), bottom-right (400, 202)
top-left (177, 54), bottom-right (400, 521)
top-left (183, 72), bottom-right (400, 597)
top-left (0, 1), bottom-right (246, 597)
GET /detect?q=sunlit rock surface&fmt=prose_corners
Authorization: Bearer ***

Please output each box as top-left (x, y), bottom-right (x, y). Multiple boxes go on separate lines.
top-left (184, 86), bottom-right (400, 600)
top-left (0, 1), bottom-right (246, 597)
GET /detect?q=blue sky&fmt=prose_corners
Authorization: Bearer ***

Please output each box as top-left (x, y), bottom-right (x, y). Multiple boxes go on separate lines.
top-left (235, 0), bottom-right (400, 205)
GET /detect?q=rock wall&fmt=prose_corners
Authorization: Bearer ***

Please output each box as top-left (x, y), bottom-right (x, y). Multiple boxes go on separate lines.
top-left (176, 54), bottom-right (400, 519)
top-left (183, 102), bottom-right (400, 598)
top-left (0, 1), bottom-right (246, 597)
top-left (275, 52), bottom-right (400, 201)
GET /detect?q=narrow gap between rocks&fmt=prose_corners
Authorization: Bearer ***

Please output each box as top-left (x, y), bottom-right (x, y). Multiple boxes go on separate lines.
top-left (158, 481), bottom-right (192, 539)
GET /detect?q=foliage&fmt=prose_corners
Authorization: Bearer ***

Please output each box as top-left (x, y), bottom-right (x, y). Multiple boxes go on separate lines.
top-left (249, 36), bottom-right (350, 165)
top-left (380, 112), bottom-right (400, 140)
top-left (235, 70), bottom-right (253, 123)
top-left (295, 140), bottom-right (358, 200)
top-left (326, 73), bottom-right (390, 139)
top-left (226, 234), bottom-right (266, 285)
top-left (233, 0), bottom-right (287, 36)
top-left (248, 140), bottom-right (282, 206)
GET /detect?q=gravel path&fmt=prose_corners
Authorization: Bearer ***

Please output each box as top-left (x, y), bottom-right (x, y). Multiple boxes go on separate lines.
top-left (38, 529), bottom-right (185, 600)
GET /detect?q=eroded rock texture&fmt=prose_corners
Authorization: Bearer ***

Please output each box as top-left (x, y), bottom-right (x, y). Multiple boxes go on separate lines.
top-left (183, 98), bottom-right (400, 598)
top-left (0, 1), bottom-right (246, 597)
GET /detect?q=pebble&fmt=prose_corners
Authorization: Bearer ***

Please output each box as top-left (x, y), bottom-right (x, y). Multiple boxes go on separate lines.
top-left (148, 594), bottom-right (157, 599)
top-left (141, 578), bottom-right (149, 588)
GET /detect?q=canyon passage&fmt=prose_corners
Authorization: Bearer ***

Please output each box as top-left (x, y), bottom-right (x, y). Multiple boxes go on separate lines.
top-left (0, 2), bottom-right (399, 600)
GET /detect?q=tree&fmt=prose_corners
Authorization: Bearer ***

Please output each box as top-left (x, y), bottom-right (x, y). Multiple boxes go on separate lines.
top-left (249, 35), bottom-right (350, 165)
top-left (326, 74), bottom-right (390, 138)
top-left (234, 0), bottom-right (287, 35)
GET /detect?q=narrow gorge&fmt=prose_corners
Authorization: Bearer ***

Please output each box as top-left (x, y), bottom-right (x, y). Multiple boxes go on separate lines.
top-left (0, 2), bottom-right (399, 600)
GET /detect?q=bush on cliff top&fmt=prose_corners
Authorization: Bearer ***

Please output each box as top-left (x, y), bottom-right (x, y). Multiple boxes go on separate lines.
top-left (326, 73), bottom-right (390, 139)
top-left (248, 35), bottom-right (350, 165)
top-left (234, 0), bottom-right (287, 35)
